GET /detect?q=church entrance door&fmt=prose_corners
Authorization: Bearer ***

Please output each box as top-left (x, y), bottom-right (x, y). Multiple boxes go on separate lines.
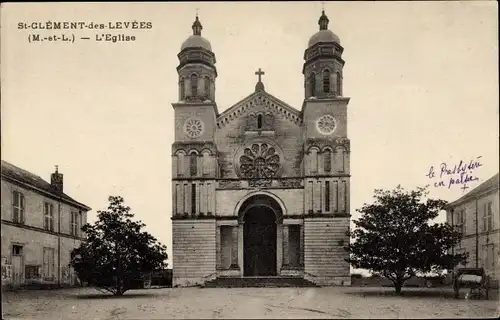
top-left (243, 206), bottom-right (277, 276)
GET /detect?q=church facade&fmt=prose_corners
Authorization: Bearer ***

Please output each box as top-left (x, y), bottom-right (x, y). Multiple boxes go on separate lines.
top-left (171, 11), bottom-right (351, 287)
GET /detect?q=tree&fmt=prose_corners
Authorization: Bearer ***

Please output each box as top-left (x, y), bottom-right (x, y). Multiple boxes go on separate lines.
top-left (345, 186), bottom-right (466, 295)
top-left (70, 196), bottom-right (168, 296)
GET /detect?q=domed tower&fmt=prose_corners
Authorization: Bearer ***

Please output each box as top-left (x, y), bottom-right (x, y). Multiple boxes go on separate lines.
top-left (177, 15), bottom-right (217, 102)
top-left (302, 10), bottom-right (344, 99)
top-left (172, 14), bottom-right (220, 287)
top-left (301, 10), bottom-right (351, 287)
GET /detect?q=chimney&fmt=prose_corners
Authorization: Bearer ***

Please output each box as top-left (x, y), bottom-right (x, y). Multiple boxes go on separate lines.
top-left (51, 165), bottom-right (64, 193)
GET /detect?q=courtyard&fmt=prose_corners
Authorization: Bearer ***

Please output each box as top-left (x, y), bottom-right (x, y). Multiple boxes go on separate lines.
top-left (2, 286), bottom-right (498, 319)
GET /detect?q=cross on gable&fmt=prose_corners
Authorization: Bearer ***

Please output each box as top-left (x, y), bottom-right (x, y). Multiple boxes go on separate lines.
top-left (255, 68), bottom-right (265, 82)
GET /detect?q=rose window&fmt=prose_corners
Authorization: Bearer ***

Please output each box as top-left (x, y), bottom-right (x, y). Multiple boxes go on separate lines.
top-left (239, 143), bottom-right (281, 178)
top-left (184, 118), bottom-right (204, 138)
top-left (316, 115), bottom-right (337, 135)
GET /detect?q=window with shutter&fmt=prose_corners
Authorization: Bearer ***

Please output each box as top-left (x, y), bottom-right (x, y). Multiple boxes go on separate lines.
top-left (44, 203), bottom-right (54, 231)
top-left (43, 248), bottom-right (55, 280)
top-left (12, 191), bottom-right (25, 223)
top-left (70, 212), bottom-right (79, 236)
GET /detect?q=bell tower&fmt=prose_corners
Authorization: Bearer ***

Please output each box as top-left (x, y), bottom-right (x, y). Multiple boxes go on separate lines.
top-left (171, 13), bottom-right (219, 221)
top-left (171, 14), bottom-right (219, 287)
top-left (301, 9), bottom-right (352, 286)
top-left (302, 10), bottom-right (345, 99)
top-left (176, 15), bottom-right (217, 103)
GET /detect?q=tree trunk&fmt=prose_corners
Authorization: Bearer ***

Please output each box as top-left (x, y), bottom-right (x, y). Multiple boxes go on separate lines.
top-left (394, 281), bottom-right (402, 295)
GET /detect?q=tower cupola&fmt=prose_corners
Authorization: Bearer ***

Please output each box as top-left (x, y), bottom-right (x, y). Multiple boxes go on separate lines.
top-left (303, 10), bottom-right (345, 100)
top-left (177, 14), bottom-right (217, 103)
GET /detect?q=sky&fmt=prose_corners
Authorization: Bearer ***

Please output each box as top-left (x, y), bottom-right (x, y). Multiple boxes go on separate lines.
top-left (1, 2), bottom-right (499, 269)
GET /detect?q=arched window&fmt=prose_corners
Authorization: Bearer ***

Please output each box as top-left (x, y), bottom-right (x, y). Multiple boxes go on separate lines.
top-left (323, 69), bottom-right (330, 93)
top-left (310, 149), bottom-right (318, 173)
top-left (310, 73), bottom-right (316, 97)
top-left (202, 151), bottom-right (211, 175)
top-left (204, 76), bottom-right (210, 99)
top-left (336, 71), bottom-right (341, 96)
top-left (257, 114), bottom-right (263, 129)
top-left (191, 74), bottom-right (198, 98)
top-left (179, 78), bottom-right (185, 100)
top-left (324, 149), bottom-right (332, 172)
top-left (189, 152), bottom-right (198, 176)
top-left (177, 152), bottom-right (185, 175)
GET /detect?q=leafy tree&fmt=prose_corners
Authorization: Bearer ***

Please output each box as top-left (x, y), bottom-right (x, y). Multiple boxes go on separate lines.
top-left (345, 186), bottom-right (466, 294)
top-left (70, 196), bottom-right (168, 296)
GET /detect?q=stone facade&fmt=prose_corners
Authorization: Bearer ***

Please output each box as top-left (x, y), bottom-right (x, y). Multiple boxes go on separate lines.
top-left (1, 161), bottom-right (91, 289)
top-left (171, 12), bottom-right (351, 287)
top-left (446, 173), bottom-right (500, 286)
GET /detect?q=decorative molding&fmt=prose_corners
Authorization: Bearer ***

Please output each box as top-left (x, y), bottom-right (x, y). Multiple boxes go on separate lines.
top-left (216, 92), bottom-right (302, 129)
top-left (248, 179), bottom-right (273, 188)
top-left (316, 115), bottom-right (337, 135)
top-left (216, 178), bottom-right (306, 190)
top-left (0, 175), bottom-right (91, 211)
top-left (213, 214), bottom-right (341, 221)
top-left (235, 140), bottom-right (284, 180)
top-left (277, 179), bottom-right (303, 188)
top-left (305, 137), bottom-right (350, 152)
top-left (218, 180), bottom-right (241, 189)
top-left (303, 174), bottom-right (351, 178)
top-left (172, 141), bottom-right (218, 155)
top-left (183, 118), bottom-right (204, 138)
top-left (1, 219), bottom-right (86, 241)
top-left (171, 215), bottom-right (216, 221)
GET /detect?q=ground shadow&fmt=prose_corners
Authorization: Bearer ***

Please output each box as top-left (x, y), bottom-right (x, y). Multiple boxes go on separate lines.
top-left (73, 292), bottom-right (158, 300)
top-left (344, 288), bottom-right (457, 299)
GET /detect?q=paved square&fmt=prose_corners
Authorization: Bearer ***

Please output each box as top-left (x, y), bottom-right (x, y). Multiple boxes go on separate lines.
top-left (2, 287), bottom-right (499, 319)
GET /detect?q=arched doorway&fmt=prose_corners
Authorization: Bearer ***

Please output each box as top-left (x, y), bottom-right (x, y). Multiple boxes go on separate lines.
top-left (238, 194), bottom-right (283, 277)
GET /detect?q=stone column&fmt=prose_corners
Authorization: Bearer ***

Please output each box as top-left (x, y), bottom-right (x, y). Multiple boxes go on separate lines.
top-left (216, 226), bottom-right (221, 270)
top-left (230, 226), bottom-right (239, 269)
top-left (282, 225), bottom-right (289, 268)
top-left (238, 223), bottom-right (244, 275)
top-left (299, 225), bottom-right (305, 268)
top-left (277, 224), bottom-right (283, 274)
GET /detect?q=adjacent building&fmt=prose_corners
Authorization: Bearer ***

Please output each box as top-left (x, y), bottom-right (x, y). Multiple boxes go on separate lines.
top-left (1, 160), bottom-right (91, 289)
top-left (171, 11), bottom-right (351, 287)
top-left (446, 173), bottom-right (499, 285)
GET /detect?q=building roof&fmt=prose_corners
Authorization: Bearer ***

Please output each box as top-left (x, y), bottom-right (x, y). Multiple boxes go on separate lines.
top-left (308, 29), bottom-right (341, 47)
top-left (1, 160), bottom-right (91, 211)
top-left (448, 172), bottom-right (499, 208)
top-left (181, 35), bottom-right (212, 52)
top-left (180, 15), bottom-right (212, 52)
top-left (307, 10), bottom-right (341, 48)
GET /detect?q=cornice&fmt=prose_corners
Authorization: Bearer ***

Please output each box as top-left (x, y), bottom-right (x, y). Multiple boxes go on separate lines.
top-left (0, 175), bottom-right (91, 211)
top-left (216, 91), bottom-right (302, 130)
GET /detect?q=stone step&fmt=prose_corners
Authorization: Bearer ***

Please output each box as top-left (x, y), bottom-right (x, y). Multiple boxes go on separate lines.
top-left (203, 277), bottom-right (319, 288)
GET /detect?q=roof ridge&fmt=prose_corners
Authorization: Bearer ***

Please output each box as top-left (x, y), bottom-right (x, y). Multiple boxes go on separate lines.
top-left (449, 172), bottom-right (499, 207)
top-left (1, 160), bottom-right (44, 179)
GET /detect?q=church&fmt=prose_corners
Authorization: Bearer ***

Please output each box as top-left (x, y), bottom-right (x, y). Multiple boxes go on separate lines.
top-left (171, 10), bottom-right (351, 287)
